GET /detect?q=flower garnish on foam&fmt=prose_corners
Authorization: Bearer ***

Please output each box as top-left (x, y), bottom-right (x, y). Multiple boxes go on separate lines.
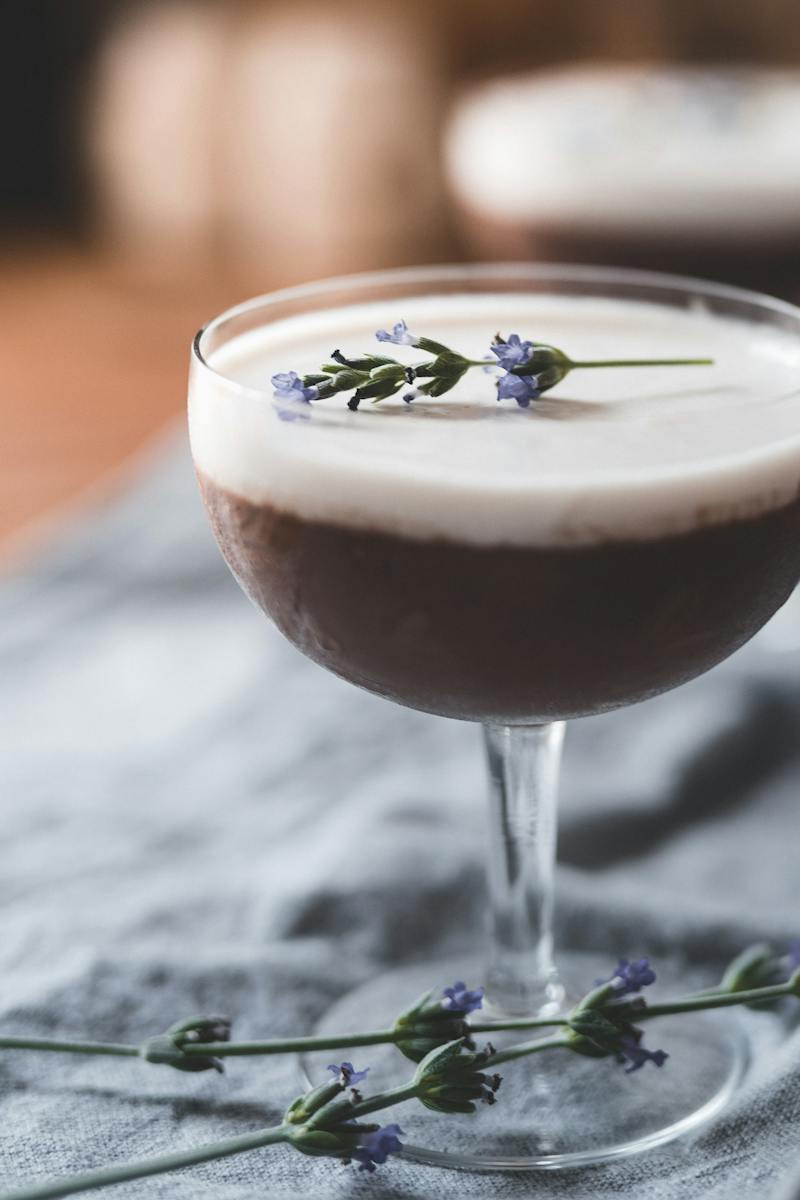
top-left (271, 324), bottom-right (714, 413)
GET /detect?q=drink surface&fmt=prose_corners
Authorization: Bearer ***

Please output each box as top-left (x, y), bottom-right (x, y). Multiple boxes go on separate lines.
top-left (190, 294), bottom-right (800, 548)
top-left (190, 291), bottom-right (800, 722)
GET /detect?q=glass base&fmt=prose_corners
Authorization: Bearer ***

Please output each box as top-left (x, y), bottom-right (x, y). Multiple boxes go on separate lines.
top-left (301, 952), bottom-right (748, 1171)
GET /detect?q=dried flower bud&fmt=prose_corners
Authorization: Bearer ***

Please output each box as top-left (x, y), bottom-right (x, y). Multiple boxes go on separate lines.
top-left (567, 968), bottom-right (666, 1073)
top-left (284, 1078), bottom-right (347, 1126)
top-left (138, 1013), bottom-right (232, 1073)
top-left (718, 943), bottom-right (794, 1009)
top-left (392, 985), bottom-right (481, 1063)
top-left (413, 1039), bottom-right (501, 1114)
top-left (167, 1014), bottom-right (232, 1043)
top-left (289, 1121), bottom-right (404, 1173)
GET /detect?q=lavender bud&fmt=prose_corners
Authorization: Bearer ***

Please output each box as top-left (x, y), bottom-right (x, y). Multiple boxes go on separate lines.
top-left (413, 1039), bottom-right (501, 1114)
top-left (393, 986), bottom-right (478, 1063)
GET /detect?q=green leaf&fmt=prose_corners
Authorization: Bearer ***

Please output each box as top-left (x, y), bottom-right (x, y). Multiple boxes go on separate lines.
top-left (719, 944), bottom-right (776, 992)
top-left (328, 369), bottom-right (370, 391)
top-left (416, 336), bottom-right (452, 355)
top-left (395, 989), bottom-right (436, 1026)
top-left (368, 363), bottom-right (406, 383)
top-left (284, 1079), bottom-right (343, 1125)
top-left (354, 378), bottom-right (403, 402)
top-left (427, 352), bottom-right (470, 376)
top-left (419, 1095), bottom-right (476, 1115)
top-left (418, 374), bottom-right (464, 398)
top-left (567, 1010), bottom-right (624, 1058)
top-left (414, 1038), bottom-right (466, 1081)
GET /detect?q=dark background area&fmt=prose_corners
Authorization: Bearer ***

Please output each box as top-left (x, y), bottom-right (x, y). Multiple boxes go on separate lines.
top-left (6, 0), bottom-right (800, 232)
top-left (0, 2), bottom-right (107, 231)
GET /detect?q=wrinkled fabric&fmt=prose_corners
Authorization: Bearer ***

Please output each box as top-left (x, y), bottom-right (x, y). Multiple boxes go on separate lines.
top-left (1, 433), bottom-right (799, 1199)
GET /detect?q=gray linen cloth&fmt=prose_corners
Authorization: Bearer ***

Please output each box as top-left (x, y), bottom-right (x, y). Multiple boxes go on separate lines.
top-left (1, 433), bottom-right (799, 1199)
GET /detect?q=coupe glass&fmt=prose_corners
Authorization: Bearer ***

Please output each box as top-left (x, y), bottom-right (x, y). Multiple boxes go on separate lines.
top-left (189, 264), bottom-right (800, 1170)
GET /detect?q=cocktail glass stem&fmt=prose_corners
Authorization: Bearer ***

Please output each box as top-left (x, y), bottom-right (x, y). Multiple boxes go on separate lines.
top-left (483, 722), bottom-right (566, 1017)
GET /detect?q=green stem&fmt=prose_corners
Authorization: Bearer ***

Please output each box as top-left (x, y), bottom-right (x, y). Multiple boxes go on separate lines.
top-left (486, 1035), bottom-right (572, 1068)
top-left (0, 1038), bottom-right (138, 1058)
top-left (635, 981), bottom-right (794, 1019)
top-left (465, 1017), bottom-right (566, 1036)
top-left (182, 1020), bottom-right (569, 1058)
top-left (464, 356), bottom-right (713, 370)
top-left (0, 1030), bottom-right (401, 1062)
top-left (469, 1017), bottom-right (567, 1034)
top-left (341, 1082), bottom-right (421, 1124)
top-left (570, 358), bottom-right (714, 369)
top-left (0, 1126), bottom-right (289, 1200)
top-left (183, 1029), bottom-right (399, 1058)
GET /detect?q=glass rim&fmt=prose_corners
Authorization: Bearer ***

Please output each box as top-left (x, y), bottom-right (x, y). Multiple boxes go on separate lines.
top-left (191, 260), bottom-right (800, 399)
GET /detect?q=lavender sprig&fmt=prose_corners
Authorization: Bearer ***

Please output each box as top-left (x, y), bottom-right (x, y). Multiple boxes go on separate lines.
top-left (3, 950), bottom-right (800, 1199)
top-left (271, 323), bottom-right (714, 415)
top-left (2, 950), bottom-right (799, 1070)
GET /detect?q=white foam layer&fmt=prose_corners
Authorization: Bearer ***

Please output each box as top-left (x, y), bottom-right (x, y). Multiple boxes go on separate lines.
top-left (445, 66), bottom-right (800, 234)
top-left (188, 293), bottom-right (800, 547)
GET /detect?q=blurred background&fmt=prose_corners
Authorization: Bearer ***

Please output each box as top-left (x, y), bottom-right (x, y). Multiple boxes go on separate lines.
top-left (3, 0), bottom-right (800, 552)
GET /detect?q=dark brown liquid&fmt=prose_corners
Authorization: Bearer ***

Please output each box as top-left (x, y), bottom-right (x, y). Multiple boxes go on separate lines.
top-left (199, 472), bottom-right (800, 723)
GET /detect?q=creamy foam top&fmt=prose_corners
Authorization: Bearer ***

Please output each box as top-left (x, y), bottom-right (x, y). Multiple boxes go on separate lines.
top-left (189, 293), bottom-right (800, 546)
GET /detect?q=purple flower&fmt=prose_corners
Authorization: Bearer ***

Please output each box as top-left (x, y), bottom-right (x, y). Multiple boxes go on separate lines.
top-left (351, 1124), bottom-right (404, 1172)
top-left (441, 981), bottom-right (484, 1015)
top-left (496, 371), bottom-right (542, 408)
top-left (491, 333), bottom-right (534, 371)
top-left (327, 1062), bottom-right (369, 1088)
top-left (616, 1028), bottom-right (668, 1074)
top-left (271, 371), bottom-right (319, 405)
top-left (600, 958), bottom-right (657, 996)
top-left (375, 319), bottom-right (419, 347)
top-left (787, 941), bottom-right (800, 971)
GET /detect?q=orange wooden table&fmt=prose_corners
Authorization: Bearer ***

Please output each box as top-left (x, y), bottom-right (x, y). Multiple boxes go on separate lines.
top-left (0, 244), bottom-right (243, 557)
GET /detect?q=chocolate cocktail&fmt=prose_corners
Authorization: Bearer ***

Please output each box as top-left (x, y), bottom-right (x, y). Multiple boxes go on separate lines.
top-left (189, 265), bottom-right (800, 1168)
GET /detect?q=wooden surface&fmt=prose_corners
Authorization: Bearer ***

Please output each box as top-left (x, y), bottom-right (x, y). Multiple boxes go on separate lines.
top-left (0, 245), bottom-right (239, 556)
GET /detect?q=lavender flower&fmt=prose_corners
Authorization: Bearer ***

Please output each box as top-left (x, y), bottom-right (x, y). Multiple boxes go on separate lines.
top-left (441, 981), bottom-right (484, 1015)
top-left (788, 941), bottom-right (800, 971)
top-left (375, 319), bottom-right (419, 347)
top-left (327, 1062), bottom-right (369, 1088)
top-left (351, 1124), bottom-right (404, 1172)
top-left (600, 958), bottom-right (657, 996)
top-left (616, 1029), bottom-right (668, 1074)
top-left (271, 371), bottom-right (320, 405)
top-left (491, 333), bottom-right (534, 370)
top-left (496, 371), bottom-right (542, 408)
